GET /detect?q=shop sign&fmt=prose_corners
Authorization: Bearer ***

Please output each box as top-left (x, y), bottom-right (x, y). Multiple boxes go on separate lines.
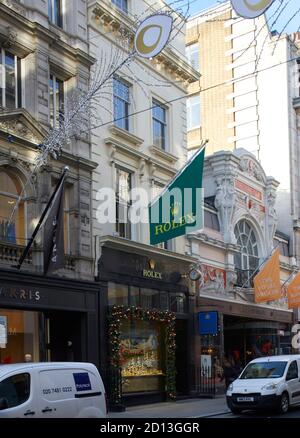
top-left (0, 316), bottom-right (7, 347)
top-left (0, 286), bottom-right (41, 303)
top-left (142, 260), bottom-right (162, 280)
top-left (198, 311), bottom-right (218, 335)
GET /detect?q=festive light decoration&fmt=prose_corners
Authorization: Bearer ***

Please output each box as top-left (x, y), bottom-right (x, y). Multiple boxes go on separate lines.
top-left (108, 306), bottom-right (177, 400)
top-left (231, 0), bottom-right (275, 19)
top-left (8, 1), bottom-right (192, 226)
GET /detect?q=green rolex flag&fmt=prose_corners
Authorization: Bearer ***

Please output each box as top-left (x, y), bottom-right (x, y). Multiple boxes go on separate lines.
top-left (149, 146), bottom-right (205, 245)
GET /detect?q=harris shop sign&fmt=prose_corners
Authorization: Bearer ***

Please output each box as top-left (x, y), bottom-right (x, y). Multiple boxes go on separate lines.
top-left (0, 286), bottom-right (42, 304)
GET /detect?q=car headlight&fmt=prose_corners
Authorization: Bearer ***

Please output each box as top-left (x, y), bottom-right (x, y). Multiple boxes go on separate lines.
top-left (261, 383), bottom-right (278, 391)
top-left (228, 383), bottom-right (234, 392)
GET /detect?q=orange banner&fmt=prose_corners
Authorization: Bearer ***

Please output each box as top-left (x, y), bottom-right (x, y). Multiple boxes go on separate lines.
top-left (254, 249), bottom-right (281, 303)
top-left (287, 272), bottom-right (300, 309)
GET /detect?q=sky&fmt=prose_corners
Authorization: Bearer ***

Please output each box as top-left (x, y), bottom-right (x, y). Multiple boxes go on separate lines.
top-left (179, 0), bottom-right (299, 33)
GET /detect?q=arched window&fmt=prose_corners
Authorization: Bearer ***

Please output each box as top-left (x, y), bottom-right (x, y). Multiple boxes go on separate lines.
top-left (234, 220), bottom-right (259, 273)
top-left (0, 169), bottom-right (25, 245)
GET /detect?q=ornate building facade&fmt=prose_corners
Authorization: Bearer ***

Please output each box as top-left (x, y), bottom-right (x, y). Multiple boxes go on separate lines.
top-left (0, 0), bottom-right (100, 367)
top-left (187, 149), bottom-right (296, 383)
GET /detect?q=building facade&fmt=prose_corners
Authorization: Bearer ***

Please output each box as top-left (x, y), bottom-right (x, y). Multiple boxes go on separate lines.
top-left (88, 0), bottom-right (199, 402)
top-left (0, 0), bottom-right (100, 366)
top-left (186, 1), bottom-right (300, 251)
top-left (187, 149), bottom-right (296, 389)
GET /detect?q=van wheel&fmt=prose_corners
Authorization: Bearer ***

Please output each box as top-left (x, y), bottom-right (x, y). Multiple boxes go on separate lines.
top-left (278, 393), bottom-right (289, 414)
top-left (230, 407), bottom-right (243, 415)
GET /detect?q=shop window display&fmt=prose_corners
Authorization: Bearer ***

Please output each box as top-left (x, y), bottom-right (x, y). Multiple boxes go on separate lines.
top-left (0, 310), bottom-right (40, 364)
top-left (120, 319), bottom-right (165, 393)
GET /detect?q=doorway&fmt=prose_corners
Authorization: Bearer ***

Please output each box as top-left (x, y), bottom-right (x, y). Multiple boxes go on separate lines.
top-left (43, 311), bottom-right (84, 362)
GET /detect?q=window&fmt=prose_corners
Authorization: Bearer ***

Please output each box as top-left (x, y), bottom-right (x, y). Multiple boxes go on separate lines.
top-left (108, 283), bottom-right (129, 306)
top-left (274, 238), bottom-right (289, 257)
top-left (0, 50), bottom-right (22, 109)
top-left (113, 77), bottom-right (130, 131)
top-left (286, 361), bottom-right (298, 381)
top-left (140, 289), bottom-right (160, 309)
top-left (48, 0), bottom-right (63, 27)
top-left (116, 168), bottom-right (131, 239)
top-left (0, 170), bottom-right (25, 245)
top-left (187, 94), bottom-right (200, 130)
top-left (170, 293), bottom-right (186, 313)
top-left (186, 43), bottom-right (199, 70)
top-left (152, 100), bottom-right (167, 150)
top-left (0, 373), bottom-right (30, 409)
top-left (112, 0), bottom-right (128, 13)
top-left (204, 210), bottom-right (220, 231)
top-left (49, 75), bottom-right (64, 128)
top-left (234, 220), bottom-right (259, 287)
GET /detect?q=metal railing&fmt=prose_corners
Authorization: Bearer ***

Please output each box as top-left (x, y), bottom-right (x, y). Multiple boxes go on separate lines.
top-left (191, 364), bottom-right (216, 398)
top-left (235, 269), bottom-right (255, 288)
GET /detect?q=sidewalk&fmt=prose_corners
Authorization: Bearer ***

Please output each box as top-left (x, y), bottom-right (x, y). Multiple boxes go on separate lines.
top-left (108, 396), bottom-right (229, 418)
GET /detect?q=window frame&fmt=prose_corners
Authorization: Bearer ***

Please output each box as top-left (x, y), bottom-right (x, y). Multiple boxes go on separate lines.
top-left (187, 94), bottom-right (201, 131)
top-left (0, 373), bottom-right (31, 409)
top-left (113, 76), bottom-right (130, 132)
top-left (49, 74), bottom-right (64, 128)
top-left (152, 99), bottom-right (168, 151)
top-left (115, 167), bottom-right (132, 239)
top-left (112, 0), bottom-right (128, 14)
top-left (0, 49), bottom-right (22, 109)
top-left (48, 0), bottom-right (63, 28)
top-left (186, 43), bottom-right (199, 70)
top-left (0, 169), bottom-right (26, 245)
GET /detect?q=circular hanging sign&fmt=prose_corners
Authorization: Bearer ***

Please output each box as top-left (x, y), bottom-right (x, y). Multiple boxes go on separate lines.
top-left (134, 14), bottom-right (173, 59)
top-left (231, 0), bottom-right (275, 19)
top-left (189, 268), bottom-right (202, 282)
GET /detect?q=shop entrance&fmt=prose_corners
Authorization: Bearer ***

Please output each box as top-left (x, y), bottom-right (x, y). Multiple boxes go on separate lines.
top-left (44, 311), bottom-right (84, 362)
top-left (223, 315), bottom-right (292, 368)
top-left (175, 319), bottom-right (189, 396)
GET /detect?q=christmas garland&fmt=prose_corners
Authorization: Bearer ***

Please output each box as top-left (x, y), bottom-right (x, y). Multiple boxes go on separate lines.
top-left (108, 305), bottom-right (176, 400)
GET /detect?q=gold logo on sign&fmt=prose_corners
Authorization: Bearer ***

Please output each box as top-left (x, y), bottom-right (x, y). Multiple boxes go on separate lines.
top-left (149, 259), bottom-right (156, 270)
top-left (244, 0), bottom-right (273, 11)
top-left (136, 25), bottom-right (163, 56)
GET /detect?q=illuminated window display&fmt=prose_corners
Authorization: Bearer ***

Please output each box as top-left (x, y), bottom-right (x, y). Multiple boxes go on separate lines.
top-left (0, 309), bottom-right (40, 364)
top-left (120, 320), bottom-right (165, 393)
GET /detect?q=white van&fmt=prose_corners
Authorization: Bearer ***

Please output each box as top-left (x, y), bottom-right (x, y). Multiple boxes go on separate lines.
top-left (227, 355), bottom-right (300, 415)
top-left (0, 362), bottom-right (107, 418)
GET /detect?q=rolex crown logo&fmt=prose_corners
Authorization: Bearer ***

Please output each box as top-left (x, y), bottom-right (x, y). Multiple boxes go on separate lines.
top-left (149, 259), bottom-right (156, 270)
top-left (170, 202), bottom-right (180, 216)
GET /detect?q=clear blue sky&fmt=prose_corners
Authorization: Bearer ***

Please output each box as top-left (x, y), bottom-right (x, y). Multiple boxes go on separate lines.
top-left (182, 0), bottom-right (299, 33)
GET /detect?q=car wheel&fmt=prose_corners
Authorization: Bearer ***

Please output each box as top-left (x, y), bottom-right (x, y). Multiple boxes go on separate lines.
top-left (230, 407), bottom-right (243, 415)
top-left (278, 392), bottom-right (289, 414)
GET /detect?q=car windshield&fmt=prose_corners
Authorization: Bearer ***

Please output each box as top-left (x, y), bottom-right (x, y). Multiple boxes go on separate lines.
top-left (240, 361), bottom-right (288, 379)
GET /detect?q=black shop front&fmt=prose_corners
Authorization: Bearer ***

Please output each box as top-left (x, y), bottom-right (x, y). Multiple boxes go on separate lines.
top-left (0, 268), bottom-right (100, 366)
top-left (97, 238), bottom-right (195, 406)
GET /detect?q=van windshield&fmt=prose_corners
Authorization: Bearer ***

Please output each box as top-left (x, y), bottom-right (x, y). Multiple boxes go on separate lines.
top-left (240, 361), bottom-right (288, 379)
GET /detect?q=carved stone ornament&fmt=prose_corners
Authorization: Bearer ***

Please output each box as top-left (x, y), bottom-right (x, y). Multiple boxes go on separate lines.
top-left (214, 176), bottom-right (236, 243)
top-left (0, 120), bottom-right (40, 145)
top-left (239, 157), bottom-right (264, 182)
top-left (1, 0), bottom-right (26, 16)
top-left (266, 188), bottom-right (278, 244)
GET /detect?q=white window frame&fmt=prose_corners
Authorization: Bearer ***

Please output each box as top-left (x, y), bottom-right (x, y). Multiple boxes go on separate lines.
top-left (0, 49), bottom-right (21, 109)
top-left (187, 94), bottom-right (201, 131)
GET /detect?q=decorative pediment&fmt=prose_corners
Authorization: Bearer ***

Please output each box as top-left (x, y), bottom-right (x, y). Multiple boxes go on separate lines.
top-left (0, 109), bottom-right (47, 146)
top-left (234, 149), bottom-right (267, 183)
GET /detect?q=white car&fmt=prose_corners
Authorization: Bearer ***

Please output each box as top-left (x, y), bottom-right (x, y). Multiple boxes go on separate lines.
top-left (0, 362), bottom-right (107, 418)
top-left (227, 355), bottom-right (300, 415)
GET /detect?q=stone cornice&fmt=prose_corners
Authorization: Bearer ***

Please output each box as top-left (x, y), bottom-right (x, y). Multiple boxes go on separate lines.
top-left (109, 125), bottom-right (143, 147)
top-left (90, 0), bottom-right (200, 84)
top-left (150, 145), bottom-right (178, 164)
top-left (105, 136), bottom-right (177, 176)
top-left (98, 235), bottom-right (198, 264)
top-left (0, 2), bottom-right (95, 68)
